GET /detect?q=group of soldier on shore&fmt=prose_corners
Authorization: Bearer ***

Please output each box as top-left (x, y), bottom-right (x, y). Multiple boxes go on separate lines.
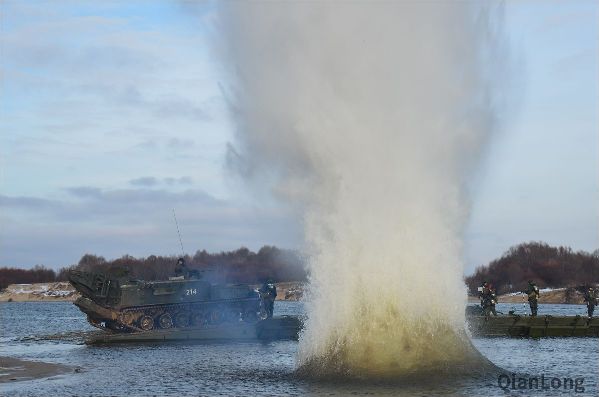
top-left (479, 281), bottom-right (598, 318)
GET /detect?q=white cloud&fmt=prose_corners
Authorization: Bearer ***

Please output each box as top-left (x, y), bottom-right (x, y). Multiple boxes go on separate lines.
top-left (0, 187), bottom-right (300, 268)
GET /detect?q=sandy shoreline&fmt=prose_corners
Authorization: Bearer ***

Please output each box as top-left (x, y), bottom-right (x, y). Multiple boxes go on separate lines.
top-left (0, 356), bottom-right (73, 383)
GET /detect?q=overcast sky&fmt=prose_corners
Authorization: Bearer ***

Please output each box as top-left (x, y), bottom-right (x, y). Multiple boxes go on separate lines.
top-left (1, 1), bottom-right (597, 274)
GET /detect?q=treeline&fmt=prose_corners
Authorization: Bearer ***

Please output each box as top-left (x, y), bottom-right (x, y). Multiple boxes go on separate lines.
top-left (465, 242), bottom-right (599, 295)
top-left (0, 265), bottom-right (58, 291)
top-left (0, 246), bottom-right (307, 290)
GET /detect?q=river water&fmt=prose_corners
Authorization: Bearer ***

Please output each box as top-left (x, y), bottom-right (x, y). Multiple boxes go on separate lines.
top-left (1, 302), bottom-right (597, 396)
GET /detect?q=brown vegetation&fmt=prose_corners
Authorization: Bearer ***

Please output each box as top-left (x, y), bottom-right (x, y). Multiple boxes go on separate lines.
top-left (0, 266), bottom-right (57, 291)
top-left (4, 242), bottom-right (597, 297)
top-left (0, 246), bottom-right (306, 290)
top-left (465, 242), bottom-right (599, 295)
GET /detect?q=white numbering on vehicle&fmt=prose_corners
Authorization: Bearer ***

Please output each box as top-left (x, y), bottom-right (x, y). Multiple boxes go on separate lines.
top-left (185, 289), bottom-right (197, 296)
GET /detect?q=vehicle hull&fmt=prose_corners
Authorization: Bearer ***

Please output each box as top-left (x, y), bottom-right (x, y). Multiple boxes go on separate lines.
top-left (68, 270), bottom-right (265, 333)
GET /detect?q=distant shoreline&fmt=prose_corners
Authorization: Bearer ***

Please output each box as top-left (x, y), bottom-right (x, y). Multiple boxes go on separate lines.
top-left (0, 282), bottom-right (78, 302)
top-left (468, 287), bottom-right (588, 305)
top-left (0, 281), bottom-right (305, 303)
top-left (1, 281), bottom-right (589, 304)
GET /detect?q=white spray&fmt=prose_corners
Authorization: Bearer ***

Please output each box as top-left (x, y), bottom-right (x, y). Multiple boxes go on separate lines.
top-left (217, 2), bottom-right (508, 378)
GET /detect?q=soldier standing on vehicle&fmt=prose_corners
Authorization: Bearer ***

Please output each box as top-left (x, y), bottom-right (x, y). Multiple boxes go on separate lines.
top-left (525, 280), bottom-right (540, 316)
top-left (489, 284), bottom-right (498, 316)
top-left (260, 279), bottom-right (277, 318)
top-left (478, 281), bottom-right (487, 308)
top-left (174, 257), bottom-right (189, 279)
top-left (583, 287), bottom-right (597, 318)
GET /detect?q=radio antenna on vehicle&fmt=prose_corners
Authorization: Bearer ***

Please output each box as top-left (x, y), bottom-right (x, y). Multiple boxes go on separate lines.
top-left (173, 208), bottom-right (185, 256)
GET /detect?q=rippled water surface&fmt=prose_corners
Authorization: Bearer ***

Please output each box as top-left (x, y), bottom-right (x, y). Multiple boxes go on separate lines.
top-left (1, 302), bottom-right (597, 396)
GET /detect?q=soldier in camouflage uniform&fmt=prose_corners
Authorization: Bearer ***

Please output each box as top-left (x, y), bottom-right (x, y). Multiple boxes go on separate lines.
top-left (525, 280), bottom-right (540, 316)
top-left (583, 287), bottom-right (597, 318)
top-left (259, 279), bottom-right (277, 318)
top-left (174, 257), bottom-right (189, 279)
top-left (480, 282), bottom-right (498, 317)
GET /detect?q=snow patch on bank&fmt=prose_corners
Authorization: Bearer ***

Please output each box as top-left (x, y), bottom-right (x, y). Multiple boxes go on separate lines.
top-left (1, 282), bottom-right (78, 301)
top-left (502, 287), bottom-right (566, 297)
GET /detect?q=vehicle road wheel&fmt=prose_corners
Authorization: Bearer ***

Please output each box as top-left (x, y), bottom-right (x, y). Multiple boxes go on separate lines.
top-left (158, 313), bottom-right (173, 329)
top-left (192, 312), bottom-right (206, 327)
top-left (175, 312), bottom-right (190, 328)
top-left (224, 309), bottom-right (240, 323)
top-left (243, 309), bottom-right (258, 323)
top-left (209, 310), bottom-right (223, 325)
top-left (139, 315), bottom-right (154, 331)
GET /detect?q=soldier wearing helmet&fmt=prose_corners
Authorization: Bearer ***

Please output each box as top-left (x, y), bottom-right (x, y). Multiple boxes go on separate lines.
top-left (174, 257), bottom-right (189, 279)
top-left (583, 286), bottom-right (597, 318)
top-left (260, 279), bottom-right (277, 318)
top-left (480, 282), bottom-right (498, 317)
top-left (525, 280), bottom-right (540, 316)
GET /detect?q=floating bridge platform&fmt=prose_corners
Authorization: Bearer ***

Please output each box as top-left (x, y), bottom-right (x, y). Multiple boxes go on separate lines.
top-left (85, 315), bottom-right (302, 344)
top-left (467, 315), bottom-right (599, 337)
top-left (85, 314), bottom-right (599, 344)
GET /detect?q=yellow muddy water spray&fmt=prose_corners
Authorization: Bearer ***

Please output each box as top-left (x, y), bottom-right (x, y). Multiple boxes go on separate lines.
top-left (217, 3), bottom-right (508, 378)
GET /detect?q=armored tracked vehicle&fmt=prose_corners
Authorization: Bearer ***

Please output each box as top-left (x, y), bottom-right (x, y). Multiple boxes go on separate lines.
top-left (68, 270), bottom-right (266, 333)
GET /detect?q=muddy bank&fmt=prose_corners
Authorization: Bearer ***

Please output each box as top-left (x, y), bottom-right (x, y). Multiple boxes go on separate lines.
top-left (0, 356), bottom-right (73, 383)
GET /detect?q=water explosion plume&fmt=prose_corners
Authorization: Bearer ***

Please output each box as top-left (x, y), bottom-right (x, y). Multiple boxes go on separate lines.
top-left (217, 3), bottom-right (508, 379)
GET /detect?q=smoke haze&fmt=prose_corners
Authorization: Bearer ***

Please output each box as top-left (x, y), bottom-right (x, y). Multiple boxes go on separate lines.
top-left (217, 2), bottom-right (509, 378)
